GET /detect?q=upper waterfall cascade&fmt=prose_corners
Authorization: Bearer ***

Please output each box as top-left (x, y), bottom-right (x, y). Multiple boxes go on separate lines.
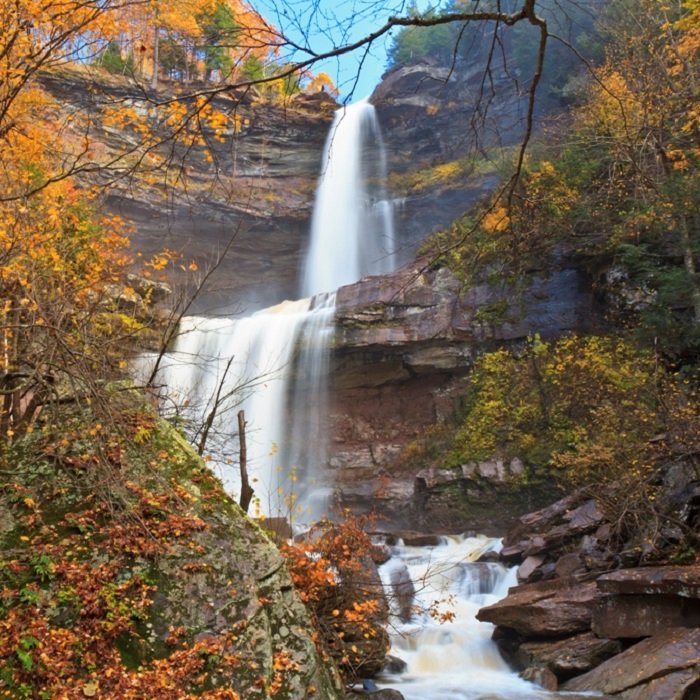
top-left (302, 99), bottom-right (396, 297)
top-left (149, 100), bottom-right (396, 516)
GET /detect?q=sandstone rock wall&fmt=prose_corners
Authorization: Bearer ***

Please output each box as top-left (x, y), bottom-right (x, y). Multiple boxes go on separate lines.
top-left (475, 460), bottom-right (700, 698)
top-left (323, 256), bottom-right (599, 532)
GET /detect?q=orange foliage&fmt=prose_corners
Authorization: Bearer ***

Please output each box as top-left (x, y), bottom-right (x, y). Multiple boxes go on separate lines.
top-left (281, 515), bottom-right (390, 685)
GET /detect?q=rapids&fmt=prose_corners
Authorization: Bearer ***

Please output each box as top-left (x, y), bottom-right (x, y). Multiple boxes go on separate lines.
top-left (374, 535), bottom-right (593, 699)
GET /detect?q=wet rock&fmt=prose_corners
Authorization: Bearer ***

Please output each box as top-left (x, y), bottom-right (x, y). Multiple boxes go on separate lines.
top-left (564, 499), bottom-right (606, 531)
top-left (520, 666), bottom-right (558, 691)
top-left (382, 655), bottom-right (408, 674)
top-left (555, 553), bottom-right (584, 579)
top-left (476, 577), bottom-right (603, 636)
top-left (500, 543), bottom-right (528, 563)
top-left (477, 549), bottom-right (501, 563)
top-left (347, 689), bottom-right (405, 700)
top-left (563, 628), bottom-right (700, 696)
top-left (503, 492), bottom-right (589, 547)
top-left (397, 533), bottom-right (443, 547)
top-left (517, 555), bottom-right (546, 583)
top-left (516, 633), bottom-right (623, 680)
top-left (387, 562), bottom-right (415, 623)
top-left (596, 565), bottom-right (700, 597)
top-left (592, 594), bottom-right (700, 639)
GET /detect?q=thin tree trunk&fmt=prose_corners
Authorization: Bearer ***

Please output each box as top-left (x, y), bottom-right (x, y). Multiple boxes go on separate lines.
top-left (238, 410), bottom-right (254, 513)
top-left (679, 216), bottom-right (700, 323)
top-left (151, 23), bottom-right (159, 90)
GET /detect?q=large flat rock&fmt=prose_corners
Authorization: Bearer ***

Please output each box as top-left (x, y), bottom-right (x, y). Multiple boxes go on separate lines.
top-left (592, 593), bottom-right (700, 639)
top-left (476, 576), bottom-right (602, 636)
top-left (563, 628), bottom-right (700, 696)
top-left (597, 565), bottom-right (700, 597)
top-left (516, 632), bottom-right (623, 679)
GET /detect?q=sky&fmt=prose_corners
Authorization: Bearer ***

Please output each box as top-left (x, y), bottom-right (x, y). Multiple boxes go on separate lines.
top-left (254, 0), bottom-right (431, 101)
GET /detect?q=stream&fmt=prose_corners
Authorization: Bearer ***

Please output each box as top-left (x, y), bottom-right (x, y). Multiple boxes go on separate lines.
top-left (374, 535), bottom-right (592, 700)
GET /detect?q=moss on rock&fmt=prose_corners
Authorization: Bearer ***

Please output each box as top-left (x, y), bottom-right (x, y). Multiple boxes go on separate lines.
top-left (0, 395), bottom-right (344, 699)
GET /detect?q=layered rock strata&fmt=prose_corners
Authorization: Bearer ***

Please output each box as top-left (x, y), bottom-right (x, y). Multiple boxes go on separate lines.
top-left (324, 257), bottom-right (596, 531)
top-left (476, 459), bottom-right (700, 698)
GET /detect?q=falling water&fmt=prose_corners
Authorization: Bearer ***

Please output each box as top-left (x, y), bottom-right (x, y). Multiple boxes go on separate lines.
top-left (302, 99), bottom-right (396, 297)
top-left (148, 100), bottom-right (396, 516)
top-left (376, 536), bottom-right (572, 700)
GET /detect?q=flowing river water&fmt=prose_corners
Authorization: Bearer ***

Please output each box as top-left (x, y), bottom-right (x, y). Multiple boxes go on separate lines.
top-left (375, 535), bottom-right (594, 699)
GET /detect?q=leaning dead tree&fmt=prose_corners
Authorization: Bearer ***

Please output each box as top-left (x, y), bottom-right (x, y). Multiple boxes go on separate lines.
top-left (238, 410), bottom-right (254, 513)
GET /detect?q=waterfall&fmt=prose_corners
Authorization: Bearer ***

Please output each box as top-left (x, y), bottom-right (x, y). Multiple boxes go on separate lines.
top-left (302, 99), bottom-right (396, 297)
top-left (149, 100), bottom-right (395, 518)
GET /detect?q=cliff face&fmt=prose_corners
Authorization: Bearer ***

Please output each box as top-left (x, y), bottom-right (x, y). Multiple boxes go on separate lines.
top-left (41, 66), bottom-right (606, 533)
top-left (39, 71), bottom-right (336, 314)
top-left (371, 62), bottom-right (527, 259)
top-left (322, 256), bottom-right (601, 532)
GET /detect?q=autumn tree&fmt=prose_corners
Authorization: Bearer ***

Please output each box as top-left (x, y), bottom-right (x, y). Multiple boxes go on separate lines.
top-left (494, 0), bottom-right (700, 359)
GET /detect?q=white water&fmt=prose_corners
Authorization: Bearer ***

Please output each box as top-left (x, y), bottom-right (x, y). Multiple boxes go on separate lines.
top-left (150, 297), bottom-right (332, 510)
top-left (147, 100), bottom-right (396, 516)
top-left (302, 99), bottom-right (396, 297)
top-left (377, 536), bottom-right (561, 699)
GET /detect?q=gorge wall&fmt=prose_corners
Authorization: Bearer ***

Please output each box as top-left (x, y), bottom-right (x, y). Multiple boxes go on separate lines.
top-left (323, 254), bottom-right (602, 532)
top-left (43, 65), bottom-right (615, 534)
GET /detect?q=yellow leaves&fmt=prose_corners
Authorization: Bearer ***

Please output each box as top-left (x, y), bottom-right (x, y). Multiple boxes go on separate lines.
top-left (305, 72), bottom-right (340, 97)
top-left (481, 204), bottom-right (510, 234)
top-left (82, 681), bottom-right (98, 697)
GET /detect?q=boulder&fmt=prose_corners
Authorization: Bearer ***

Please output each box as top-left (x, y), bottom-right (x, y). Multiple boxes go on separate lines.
top-left (476, 576), bottom-right (603, 636)
top-left (516, 633), bottom-right (623, 680)
top-left (387, 562), bottom-right (416, 623)
top-left (347, 689), bottom-right (405, 700)
top-left (596, 565), bottom-right (700, 597)
top-left (588, 566), bottom-right (700, 639)
top-left (564, 499), bottom-right (606, 531)
top-left (382, 655), bottom-right (408, 674)
top-left (398, 533), bottom-right (443, 547)
top-left (563, 627), bottom-right (700, 696)
top-left (519, 666), bottom-right (559, 691)
top-left (503, 491), bottom-right (589, 547)
top-left (555, 553), bottom-right (584, 579)
top-left (517, 554), bottom-right (547, 583)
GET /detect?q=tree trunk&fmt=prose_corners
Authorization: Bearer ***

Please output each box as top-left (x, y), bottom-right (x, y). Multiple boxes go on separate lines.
top-left (679, 216), bottom-right (700, 323)
top-left (151, 23), bottom-right (159, 90)
top-left (238, 410), bottom-right (254, 513)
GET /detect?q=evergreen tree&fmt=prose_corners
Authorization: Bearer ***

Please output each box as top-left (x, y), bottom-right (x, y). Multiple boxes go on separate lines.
top-left (197, 1), bottom-right (239, 81)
